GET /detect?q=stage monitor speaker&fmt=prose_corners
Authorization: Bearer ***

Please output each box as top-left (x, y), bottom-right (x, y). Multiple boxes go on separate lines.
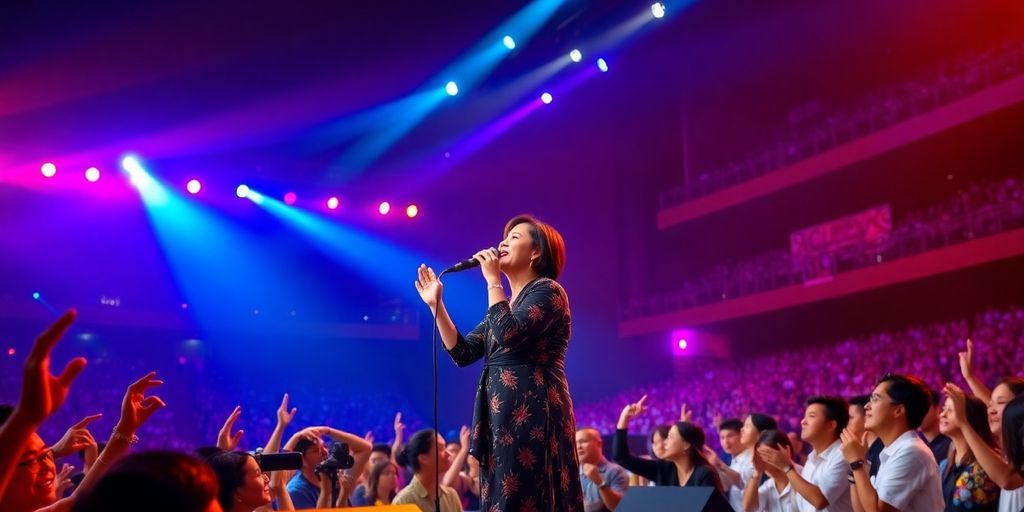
top-left (618, 486), bottom-right (734, 512)
top-left (297, 506), bottom-right (420, 512)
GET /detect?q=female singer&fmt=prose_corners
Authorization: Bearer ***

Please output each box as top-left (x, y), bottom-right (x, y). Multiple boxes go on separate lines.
top-left (415, 214), bottom-right (583, 511)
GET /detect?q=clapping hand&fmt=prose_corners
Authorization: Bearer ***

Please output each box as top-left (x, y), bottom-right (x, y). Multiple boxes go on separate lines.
top-left (839, 427), bottom-right (869, 463)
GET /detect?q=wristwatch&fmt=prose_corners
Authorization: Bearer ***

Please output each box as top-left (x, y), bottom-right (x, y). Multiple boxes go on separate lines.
top-left (849, 459), bottom-right (866, 471)
top-left (781, 464), bottom-right (794, 474)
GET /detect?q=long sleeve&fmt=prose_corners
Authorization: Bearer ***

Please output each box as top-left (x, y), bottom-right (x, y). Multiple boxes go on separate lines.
top-left (691, 466), bottom-right (720, 490)
top-left (445, 320), bottom-right (487, 367)
top-left (612, 428), bottom-right (668, 484)
top-left (486, 279), bottom-right (568, 349)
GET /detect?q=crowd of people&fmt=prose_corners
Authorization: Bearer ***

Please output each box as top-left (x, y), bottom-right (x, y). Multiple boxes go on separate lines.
top-left (659, 40), bottom-right (1024, 207)
top-left (582, 307), bottom-right (1024, 436)
top-left (2, 302), bottom-right (1024, 511)
top-left (625, 173), bottom-right (1024, 319)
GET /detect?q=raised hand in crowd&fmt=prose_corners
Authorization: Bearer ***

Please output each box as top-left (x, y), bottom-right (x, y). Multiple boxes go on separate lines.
top-left (679, 402), bottom-right (694, 423)
top-left (0, 311), bottom-right (85, 502)
top-left (53, 463), bottom-right (75, 499)
top-left (617, 395), bottom-right (648, 429)
top-left (391, 412), bottom-right (405, 461)
top-left (52, 414), bottom-right (101, 459)
top-left (958, 339), bottom-right (993, 404)
top-left (217, 406), bottom-right (244, 451)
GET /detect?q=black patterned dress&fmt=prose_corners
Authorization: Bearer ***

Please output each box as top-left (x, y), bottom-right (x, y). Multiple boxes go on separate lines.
top-left (445, 277), bottom-right (584, 512)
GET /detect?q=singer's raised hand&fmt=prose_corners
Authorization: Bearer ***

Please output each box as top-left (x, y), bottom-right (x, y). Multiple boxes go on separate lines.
top-left (473, 247), bottom-right (501, 284)
top-left (415, 264), bottom-right (442, 308)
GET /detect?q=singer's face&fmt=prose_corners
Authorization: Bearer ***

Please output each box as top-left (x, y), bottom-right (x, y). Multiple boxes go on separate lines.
top-left (498, 222), bottom-right (539, 273)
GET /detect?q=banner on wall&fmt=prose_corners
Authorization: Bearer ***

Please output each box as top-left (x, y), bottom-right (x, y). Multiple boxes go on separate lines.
top-left (790, 204), bottom-right (892, 285)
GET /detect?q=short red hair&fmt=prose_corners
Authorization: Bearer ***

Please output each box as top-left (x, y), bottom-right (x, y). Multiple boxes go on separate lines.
top-left (504, 214), bottom-right (565, 280)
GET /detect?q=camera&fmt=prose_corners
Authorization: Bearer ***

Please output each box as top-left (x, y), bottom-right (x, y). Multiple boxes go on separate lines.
top-left (314, 442), bottom-right (355, 479)
top-left (254, 448), bottom-right (303, 472)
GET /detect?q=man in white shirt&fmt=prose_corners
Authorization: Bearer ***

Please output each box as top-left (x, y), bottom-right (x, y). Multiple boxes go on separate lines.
top-left (759, 396), bottom-right (853, 512)
top-left (840, 374), bottom-right (944, 512)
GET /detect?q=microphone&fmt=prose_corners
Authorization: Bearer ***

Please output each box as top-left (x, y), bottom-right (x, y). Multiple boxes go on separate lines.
top-left (441, 248), bottom-right (499, 274)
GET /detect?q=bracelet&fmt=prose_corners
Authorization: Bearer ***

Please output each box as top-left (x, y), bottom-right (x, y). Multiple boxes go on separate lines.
top-left (112, 427), bottom-right (139, 445)
top-left (487, 283), bottom-right (503, 291)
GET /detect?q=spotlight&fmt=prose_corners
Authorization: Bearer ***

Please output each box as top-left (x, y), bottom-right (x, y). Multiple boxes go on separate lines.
top-left (677, 339), bottom-right (688, 350)
top-left (327, 196), bottom-right (339, 210)
top-left (236, 184), bottom-right (250, 198)
top-left (41, 162), bottom-right (56, 178)
top-left (569, 49), bottom-right (582, 63)
top-left (186, 179), bottom-right (202, 195)
top-left (6, 348), bottom-right (13, 357)
top-left (248, 191), bottom-right (265, 204)
top-left (84, 167), bottom-right (101, 182)
top-left (121, 156), bottom-right (142, 173)
top-left (378, 201), bottom-right (391, 215)
top-left (406, 204), bottom-right (419, 218)
top-left (445, 81), bottom-right (459, 96)
top-left (32, 292), bottom-right (40, 300)
top-left (596, 58), bottom-right (609, 73)
top-left (541, 92), bottom-right (553, 104)
top-left (651, 2), bottom-right (666, 18)
top-left (503, 35), bottom-right (516, 50)
top-left (283, 191), bottom-right (297, 205)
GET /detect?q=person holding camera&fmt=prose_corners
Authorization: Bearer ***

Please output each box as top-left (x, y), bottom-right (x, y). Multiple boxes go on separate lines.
top-left (284, 426), bottom-right (371, 509)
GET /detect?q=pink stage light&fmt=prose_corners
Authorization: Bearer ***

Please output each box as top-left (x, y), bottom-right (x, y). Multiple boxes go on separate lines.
top-left (283, 191), bottom-right (297, 205)
top-left (41, 162), bottom-right (57, 177)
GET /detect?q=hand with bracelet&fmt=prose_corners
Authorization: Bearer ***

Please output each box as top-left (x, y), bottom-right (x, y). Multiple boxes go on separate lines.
top-left (474, 247), bottom-right (502, 286)
top-left (91, 372), bottom-right (164, 467)
top-left (41, 371), bottom-right (165, 511)
top-left (114, 372), bottom-right (165, 442)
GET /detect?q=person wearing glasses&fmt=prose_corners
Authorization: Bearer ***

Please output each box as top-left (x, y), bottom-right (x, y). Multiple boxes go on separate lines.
top-left (839, 374), bottom-right (944, 512)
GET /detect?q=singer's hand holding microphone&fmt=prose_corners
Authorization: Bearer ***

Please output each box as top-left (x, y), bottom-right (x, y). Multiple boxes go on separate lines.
top-left (472, 247), bottom-right (501, 284)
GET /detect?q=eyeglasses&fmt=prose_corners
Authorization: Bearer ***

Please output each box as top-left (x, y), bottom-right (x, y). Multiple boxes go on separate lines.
top-left (16, 449), bottom-right (54, 472)
top-left (869, 394), bottom-right (898, 407)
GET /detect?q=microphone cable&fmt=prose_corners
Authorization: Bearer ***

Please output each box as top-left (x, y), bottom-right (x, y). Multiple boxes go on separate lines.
top-left (429, 268), bottom-right (452, 512)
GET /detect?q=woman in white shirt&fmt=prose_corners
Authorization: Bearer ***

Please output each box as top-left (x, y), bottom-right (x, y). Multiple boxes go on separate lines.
top-left (743, 430), bottom-right (802, 512)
